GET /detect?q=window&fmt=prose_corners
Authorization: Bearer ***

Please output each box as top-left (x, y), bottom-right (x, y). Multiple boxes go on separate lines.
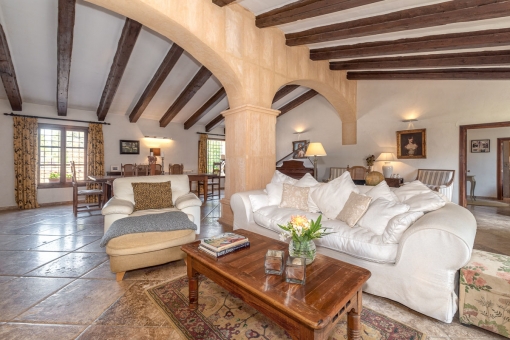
top-left (206, 139), bottom-right (225, 173)
top-left (39, 124), bottom-right (88, 186)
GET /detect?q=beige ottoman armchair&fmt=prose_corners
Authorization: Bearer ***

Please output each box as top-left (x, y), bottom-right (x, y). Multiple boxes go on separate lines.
top-left (101, 175), bottom-right (202, 280)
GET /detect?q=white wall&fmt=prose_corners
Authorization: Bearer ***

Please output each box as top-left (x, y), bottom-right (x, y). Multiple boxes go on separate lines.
top-left (276, 80), bottom-right (510, 204)
top-left (0, 99), bottom-right (224, 208)
top-left (467, 127), bottom-right (510, 198)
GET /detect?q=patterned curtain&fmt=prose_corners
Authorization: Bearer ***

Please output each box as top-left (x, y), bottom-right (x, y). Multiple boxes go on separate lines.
top-left (198, 134), bottom-right (208, 174)
top-left (13, 116), bottom-right (40, 209)
top-left (86, 123), bottom-right (104, 203)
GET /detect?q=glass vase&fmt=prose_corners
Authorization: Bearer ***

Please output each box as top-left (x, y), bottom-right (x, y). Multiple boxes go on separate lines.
top-left (289, 239), bottom-right (316, 265)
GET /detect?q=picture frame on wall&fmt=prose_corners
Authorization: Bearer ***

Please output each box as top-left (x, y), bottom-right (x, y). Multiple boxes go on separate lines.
top-left (292, 140), bottom-right (309, 159)
top-left (120, 140), bottom-right (140, 154)
top-left (471, 139), bottom-right (490, 153)
top-left (110, 165), bottom-right (120, 172)
top-left (396, 129), bottom-right (426, 159)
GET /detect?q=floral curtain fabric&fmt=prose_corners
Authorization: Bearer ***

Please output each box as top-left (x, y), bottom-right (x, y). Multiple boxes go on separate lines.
top-left (198, 134), bottom-right (208, 194)
top-left (13, 116), bottom-right (40, 209)
top-left (86, 123), bottom-right (104, 203)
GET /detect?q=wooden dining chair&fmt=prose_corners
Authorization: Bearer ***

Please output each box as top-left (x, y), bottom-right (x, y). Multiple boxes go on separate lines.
top-left (168, 163), bottom-right (184, 174)
top-left (197, 175), bottom-right (220, 200)
top-left (348, 166), bottom-right (369, 185)
top-left (137, 164), bottom-right (149, 176)
top-left (154, 164), bottom-right (162, 175)
top-left (70, 161), bottom-right (103, 216)
top-left (121, 163), bottom-right (137, 177)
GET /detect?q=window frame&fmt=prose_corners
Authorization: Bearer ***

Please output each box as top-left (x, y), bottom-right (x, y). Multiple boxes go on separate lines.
top-left (38, 123), bottom-right (89, 188)
top-left (206, 138), bottom-right (225, 173)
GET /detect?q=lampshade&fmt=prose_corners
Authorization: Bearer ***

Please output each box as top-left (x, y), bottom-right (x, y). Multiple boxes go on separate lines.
top-left (304, 143), bottom-right (327, 157)
top-left (150, 148), bottom-right (161, 156)
top-left (376, 152), bottom-right (396, 162)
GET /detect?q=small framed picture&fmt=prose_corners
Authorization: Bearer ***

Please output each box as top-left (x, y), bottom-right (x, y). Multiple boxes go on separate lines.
top-left (471, 139), bottom-right (490, 153)
top-left (120, 140), bottom-right (139, 154)
top-left (396, 129), bottom-right (426, 159)
top-left (292, 140), bottom-right (309, 159)
top-left (110, 165), bottom-right (120, 172)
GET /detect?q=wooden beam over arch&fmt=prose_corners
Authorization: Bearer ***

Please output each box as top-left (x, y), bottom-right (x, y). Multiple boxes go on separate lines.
top-left (347, 68), bottom-right (510, 80)
top-left (277, 90), bottom-right (318, 117)
top-left (57, 0), bottom-right (76, 116)
top-left (0, 24), bottom-right (22, 111)
top-left (184, 87), bottom-right (226, 130)
top-left (212, 0), bottom-right (236, 7)
top-left (97, 18), bottom-right (142, 121)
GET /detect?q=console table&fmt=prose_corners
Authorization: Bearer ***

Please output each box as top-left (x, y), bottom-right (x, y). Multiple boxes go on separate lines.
top-left (276, 160), bottom-right (314, 180)
top-left (466, 175), bottom-right (476, 201)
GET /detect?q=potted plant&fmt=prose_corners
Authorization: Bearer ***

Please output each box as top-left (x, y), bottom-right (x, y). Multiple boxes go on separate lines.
top-left (48, 172), bottom-right (60, 183)
top-left (66, 173), bottom-right (72, 182)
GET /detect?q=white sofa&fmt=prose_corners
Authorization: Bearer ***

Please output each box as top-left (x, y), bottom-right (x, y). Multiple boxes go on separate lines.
top-left (230, 178), bottom-right (477, 323)
top-left (102, 174), bottom-right (202, 234)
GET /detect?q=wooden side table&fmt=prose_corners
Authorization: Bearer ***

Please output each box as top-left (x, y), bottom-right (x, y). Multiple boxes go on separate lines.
top-left (385, 177), bottom-right (403, 188)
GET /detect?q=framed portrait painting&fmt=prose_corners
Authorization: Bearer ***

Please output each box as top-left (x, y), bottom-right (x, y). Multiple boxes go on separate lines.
top-left (471, 139), bottom-right (490, 153)
top-left (396, 129), bottom-right (426, 159)
top-left (120, 140), bottom-right (140, 155)
top-left (292, 140), bottom-right (309, 159)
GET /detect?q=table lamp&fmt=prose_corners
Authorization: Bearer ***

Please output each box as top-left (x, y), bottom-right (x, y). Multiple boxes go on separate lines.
top-left (304, 142), bottom-right (327, 180)
top-left (376, 152), bottom-right (396, 178)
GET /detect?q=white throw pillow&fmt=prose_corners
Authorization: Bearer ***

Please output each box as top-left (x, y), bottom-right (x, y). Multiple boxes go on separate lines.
top-left (365, 181), bottom-right (398, 202)
top-left (310, 172), bottom-right (359, 220)
top-left (295, 173), bottom-right (321, 213)
top-left (279, 184), bottom-right (310, 211)
top-left (266, 182), bottom-right (283, 206)
top-left (271, 170), bottom-right (298, 185)
top-left (382, 211), bottom-right (424, 243)
top-left (358, 198), bottom-right (410, 235)
top-left (404, 191), bottom-right (446, 212)
top-left (336, 192), bottom-right (372, 227)
top-left (393, 180), bottom-right (432, 202)
top-left (249, 194), bottom-right (269, 212)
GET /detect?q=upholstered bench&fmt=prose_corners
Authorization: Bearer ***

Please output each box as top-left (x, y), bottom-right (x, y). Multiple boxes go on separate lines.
top-left (459, 249), bottom-right (510, 338)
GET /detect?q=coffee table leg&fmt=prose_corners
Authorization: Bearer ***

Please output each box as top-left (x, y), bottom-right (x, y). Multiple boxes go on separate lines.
top-left (187, 260), bottom-right (199, 310)
top-left (347, 309), bottom-right (361, 340)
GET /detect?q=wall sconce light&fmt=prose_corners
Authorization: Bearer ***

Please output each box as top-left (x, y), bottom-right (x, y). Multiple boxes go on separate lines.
top-left (144, 136), bottom-right (172, 140)
top-left (401, 119), bottom-right (418, 123)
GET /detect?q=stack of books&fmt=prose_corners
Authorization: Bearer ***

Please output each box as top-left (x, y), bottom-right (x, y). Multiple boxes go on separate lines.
top-left (199, 232), bottom-right (250, 257)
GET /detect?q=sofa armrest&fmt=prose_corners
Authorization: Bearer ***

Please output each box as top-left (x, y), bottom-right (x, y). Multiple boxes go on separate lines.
top-left (175, 193), bottom-right (202, 210)
top-left (102, 198), bottom-right (134, 216)
top-left (230, 189), bottom-right (266, 230)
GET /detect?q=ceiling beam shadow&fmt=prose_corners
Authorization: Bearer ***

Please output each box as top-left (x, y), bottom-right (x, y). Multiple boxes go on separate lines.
top-left (347, 68), bottom-right (510, 80)
top-left (184, 87), bottom-right (226, 130)
top-left (277, 90), bottom-right (318, 117)
top-left (57, 0), bottom-right (76, 116)
top-left (257, 0), bottom-right (382, 28)
top-left (129, 43), bottom-right (184, 123)
top-left (311, 28), bottom-right (510, 60)
top-left (0, 24), bottom-right (22, 111)
top-left (212, 0), bottom-right (236, 7)
top-left (330, 50), bottom-right (510, 70)
top-left (287, 0), bottom-right (510, 46)
top-left (159, 66), bottom-right (212, 127)
top-left (97, 18), bottom-right (142, 121)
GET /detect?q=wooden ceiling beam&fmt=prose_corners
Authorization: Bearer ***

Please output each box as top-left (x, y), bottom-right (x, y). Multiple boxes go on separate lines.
top-left (256, 0), bottom-right (382, 28)
top-left (159, 66), bottom-right (212, 127)
top-left (202, 84), bottom-right (300, 131)
top-left (97, 18), bottom-right (142, 121)
top-left (287, 0), bottom-right (510, 46)
top-left (311, 28), bottom-right (510, 60)
top-left (278, 90), bottom-right (318, 117)
top-left (129, 43), bottom-right (184, 123)
top-left (0, 24), bottom-right (22, 111)
top-left (331, 50), bottom-right (510, 70)
top-left (212, 0), bottom-right (236, 6)
top-left (57, 0), bottom-right (76, 116)
top-left (347, 68), bottom-right (510, 80)
top-left (184, 87), bottom-right (226, 130)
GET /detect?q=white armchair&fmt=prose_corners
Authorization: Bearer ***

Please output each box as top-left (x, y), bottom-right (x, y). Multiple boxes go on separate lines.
top-left (416, 169), bottom-right (455, 201)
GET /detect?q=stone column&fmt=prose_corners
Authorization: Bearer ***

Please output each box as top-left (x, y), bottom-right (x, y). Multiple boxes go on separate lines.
top-left (218, 105), bottom-right (280, 227)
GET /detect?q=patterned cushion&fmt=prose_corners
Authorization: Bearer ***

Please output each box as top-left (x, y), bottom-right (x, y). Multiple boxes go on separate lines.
top-left (336, 192), bottom-right (372, 227)
top-left (132, 181), bottom-right (173, 212)
top-left (279, 183), bottom-right (309, 211)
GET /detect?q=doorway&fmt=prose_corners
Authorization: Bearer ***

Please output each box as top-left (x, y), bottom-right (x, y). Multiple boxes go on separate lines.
top-left (459, 121), bottom-right (510, 207)
top-left (498, 138), bottom-right (510, 201)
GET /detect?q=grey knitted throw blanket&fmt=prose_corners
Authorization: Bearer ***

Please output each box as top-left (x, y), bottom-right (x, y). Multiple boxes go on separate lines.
top-left (100, 211), bottom-right (197, 247)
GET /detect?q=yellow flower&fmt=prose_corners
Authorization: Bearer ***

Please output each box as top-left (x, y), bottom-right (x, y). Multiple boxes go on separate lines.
top-left (290, 215), bottom-right (310, 229)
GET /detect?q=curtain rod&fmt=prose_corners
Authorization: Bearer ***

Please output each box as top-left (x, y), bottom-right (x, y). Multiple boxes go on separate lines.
top-left (4, 112), bottom-right (111, 125)
top-left (196, 132), bottom-right (225, 137)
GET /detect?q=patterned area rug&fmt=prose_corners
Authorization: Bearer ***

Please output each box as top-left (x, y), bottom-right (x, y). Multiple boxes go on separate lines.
top-left (146, 275), bottom-right (425, 340)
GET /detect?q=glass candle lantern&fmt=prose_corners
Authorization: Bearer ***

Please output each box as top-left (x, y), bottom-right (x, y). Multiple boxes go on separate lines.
top-left (285, 256), bottom-right (306, 285)
top-left (265, 250), bottom-right (284, 275)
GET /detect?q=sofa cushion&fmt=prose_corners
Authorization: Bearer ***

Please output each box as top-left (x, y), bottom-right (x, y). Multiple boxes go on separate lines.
top-left (393, 180), bottom-right (432, 202)
top-left (249, 194), bottom-right (269, 212)
top-left (310, 172), bottom-right (359, 220)
top-left (253, 206), bottom-right (398, 263)
top-left (357, 198), bottom-right (410, 235)
top-left (112, 175), bottom-right (190, 205)
top-left (266, 182), bottom-right (283, 206)
top-left (279, 184), bottom-right (310, 211)
top-left (382, 211), bottom-right (424, 244)
top-left (404, 191), bottom-right (446, 212)
top-left (132, 181), bottom-right (173, 211)
top-left (271, 170), bottom-right (297, 185)
top-left (294, 173), bottom-right (321, 213)
top-left (336, 192), bottom-right (372, 227)
top-left (366, 181), bottom-right (398, 202)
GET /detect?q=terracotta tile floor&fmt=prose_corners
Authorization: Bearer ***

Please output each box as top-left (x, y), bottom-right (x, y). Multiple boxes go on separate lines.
top-left (0, 197), bottom-right (508, 339)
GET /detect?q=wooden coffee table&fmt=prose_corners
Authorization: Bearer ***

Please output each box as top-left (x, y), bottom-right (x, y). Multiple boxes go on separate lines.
top-left (181, 229), bottom-right (371, 340)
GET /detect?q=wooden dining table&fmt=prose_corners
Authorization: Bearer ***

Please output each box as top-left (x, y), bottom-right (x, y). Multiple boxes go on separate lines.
top-left (88, 175), bottom-right (121, 204)
top-left (188, 173), bottom-right (224, 200)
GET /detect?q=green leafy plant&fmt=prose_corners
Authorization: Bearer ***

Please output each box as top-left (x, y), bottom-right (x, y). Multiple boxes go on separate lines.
top-left (49, 172), bottom-right (59, 179)
top-left (365, 154), bottom-right (375, 166)
top-left (66, 173), bottom-right (72, 179)
top-left (278, 215), bottom-right (331, 243)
